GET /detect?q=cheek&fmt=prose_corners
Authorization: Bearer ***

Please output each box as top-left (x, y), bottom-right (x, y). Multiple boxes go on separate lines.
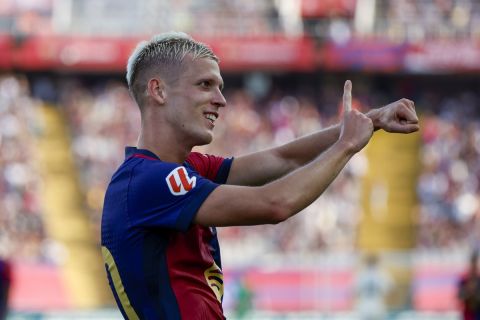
top-left (165, 94), bottom-right (204, 128)
top-left (165, 104), bottom-right (184, 127)
top-left (168, 106), bottom-right (194, 132)
top-left (188, 91), bottom-right (210, 105)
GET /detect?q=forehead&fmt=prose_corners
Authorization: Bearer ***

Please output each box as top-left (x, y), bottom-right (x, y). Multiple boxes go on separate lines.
top-left (181, 57), bottom-right (223, 83)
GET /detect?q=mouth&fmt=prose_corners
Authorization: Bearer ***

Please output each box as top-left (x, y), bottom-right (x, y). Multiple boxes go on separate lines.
top-left (204, 111), bottom-right (218, 125)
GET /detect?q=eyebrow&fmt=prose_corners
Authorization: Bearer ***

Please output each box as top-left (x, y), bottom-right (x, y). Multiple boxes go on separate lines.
top-left (199, 77), bottom-right (224, 91)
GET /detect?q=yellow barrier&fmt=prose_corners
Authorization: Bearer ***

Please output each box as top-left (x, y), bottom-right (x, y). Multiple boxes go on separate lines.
top-left (36, 104), bottom-right (113, 308)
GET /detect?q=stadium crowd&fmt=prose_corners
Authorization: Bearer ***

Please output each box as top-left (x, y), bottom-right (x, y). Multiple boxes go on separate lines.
top-left (1, 0), bottom-right (479, 42)
top-left (58, 76), bottom-right (364, 259)
top-left (0, 72), bottom-right (479, 264)
top-left (0, 1), bottom-right (477, 318)
top-left (0, 0), bottom-right (282, 37)
top-left (63, 76), bottom-right (480, 258)
top-left (417, 90), bottom-right (480, 249)
top-left (0, 74), bottom-right (45, 262)
top-left (373, 0), bottom-right (480, 42)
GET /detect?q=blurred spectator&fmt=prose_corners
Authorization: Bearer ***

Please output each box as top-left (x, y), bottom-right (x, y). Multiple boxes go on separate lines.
top-left (58, 77), bottom-right (366, 256)
top-left (354, 253), bottom-right (393, 320)
top-left (365, 0), bottom-right (480, 42)
top-left (2, 71), bottom-right (480, 317)
top-left (0, 258), bottom-right (11, 320)
top-left (457, 250), bottom-right (480, 320)
top-left (417, 90), bottom-right (480, 249)
top-left (0, 74), bottom-right (46, 262)
top-left (0, 0), bottom-right (53, 35)
top-left (232, 277), bottom-right (254, 319)
top-left (1, 70), bottom-right (477, 263)
top-left (34, 0), bottom-right (281, 37)
top-left (60, 79), bottom-right (139, 235)
top-left (2, 0), bottom-right (480, 42)
top-left (56, 74), bottom-right (480, 257)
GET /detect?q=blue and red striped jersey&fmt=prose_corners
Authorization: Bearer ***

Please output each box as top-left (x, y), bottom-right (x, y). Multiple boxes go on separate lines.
top-left (101, 147), bottom-right (232, 319)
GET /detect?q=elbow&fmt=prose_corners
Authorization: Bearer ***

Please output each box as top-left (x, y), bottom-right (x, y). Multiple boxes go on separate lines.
top-left (254, 184), bottom-right (299, 225)
top-left (265, 195), bottom-right (294, 225)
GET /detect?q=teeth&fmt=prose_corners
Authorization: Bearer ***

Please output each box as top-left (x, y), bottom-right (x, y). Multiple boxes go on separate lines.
top-left (205, 114), bottom-right (217, 122)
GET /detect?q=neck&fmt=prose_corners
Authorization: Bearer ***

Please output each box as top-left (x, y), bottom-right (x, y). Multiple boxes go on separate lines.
top-left (137, 117), bottom-right (192, 164)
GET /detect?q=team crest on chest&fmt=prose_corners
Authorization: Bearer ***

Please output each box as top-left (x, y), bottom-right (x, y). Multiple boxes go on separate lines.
top-left (166, 166), bottom-right (196, 196)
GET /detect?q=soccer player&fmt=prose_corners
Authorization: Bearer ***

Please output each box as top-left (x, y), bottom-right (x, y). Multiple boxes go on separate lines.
top-left (0, 258), bottom-right (11, 320)
top-left (101, 32), bottom-right (419, 319)
top-left (457, 250), bottom-right (480, 320)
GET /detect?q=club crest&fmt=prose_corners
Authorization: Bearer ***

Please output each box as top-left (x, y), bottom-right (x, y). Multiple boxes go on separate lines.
top-left (204, 262), bottom-right (223, 303)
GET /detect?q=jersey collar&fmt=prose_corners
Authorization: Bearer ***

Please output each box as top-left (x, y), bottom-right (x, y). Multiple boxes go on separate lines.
top-left (125, 147), bottom-right (160, 160)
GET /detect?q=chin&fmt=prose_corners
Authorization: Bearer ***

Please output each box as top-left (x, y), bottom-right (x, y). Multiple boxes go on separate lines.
top-left (193, 132), bottom-right (213, 147)
top-left (196, 137), bottom-right (213, 146)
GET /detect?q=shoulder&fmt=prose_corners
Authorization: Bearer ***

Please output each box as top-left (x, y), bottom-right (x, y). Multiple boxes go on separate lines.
top-left (186, 152), bottom-right (221, 170)
top-left (128, 155), bottom-right (181, 175)
top-left (129, 157), bottom-right (200, 188)
top-left (186, 152), bottom-right (232, 182)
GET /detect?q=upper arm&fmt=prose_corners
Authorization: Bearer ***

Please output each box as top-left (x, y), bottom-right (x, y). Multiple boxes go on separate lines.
top-left (226, 148), bottom-right (296, 186)
top-left (193, 183), bottom-right (286, 227)
top-left (128, 162), bottom-right (218, 231)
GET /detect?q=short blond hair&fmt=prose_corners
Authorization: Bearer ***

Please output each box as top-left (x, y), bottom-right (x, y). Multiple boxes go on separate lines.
top-left (126, 32), bottom-right (218, 105)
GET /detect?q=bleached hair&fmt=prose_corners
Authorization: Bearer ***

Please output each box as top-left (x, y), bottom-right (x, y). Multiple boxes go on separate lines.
top-left (126, 32), bottom-right (218, 103)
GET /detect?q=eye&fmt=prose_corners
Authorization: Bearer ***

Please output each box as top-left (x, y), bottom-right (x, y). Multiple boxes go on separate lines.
top-left (199, 80), bottom-right (211, 88)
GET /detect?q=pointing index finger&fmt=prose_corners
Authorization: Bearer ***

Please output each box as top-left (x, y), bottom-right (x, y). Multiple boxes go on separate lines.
top-left (343, 80), bottom-right (352, 114)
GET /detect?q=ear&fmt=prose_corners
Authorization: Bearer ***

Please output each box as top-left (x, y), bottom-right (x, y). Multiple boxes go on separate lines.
top-left (146, 78), bottom-right (167, 105)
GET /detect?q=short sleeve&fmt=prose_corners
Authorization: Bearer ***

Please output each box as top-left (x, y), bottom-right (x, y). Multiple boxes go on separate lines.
top-left (186, 152), bottom-right (233, 183)
top-left (128, 161), bottom-right (219, 231)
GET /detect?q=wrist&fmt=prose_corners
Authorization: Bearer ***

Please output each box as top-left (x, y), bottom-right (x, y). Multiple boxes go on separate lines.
top-left (366, 108), bottom-right (382, 131)
top-left (334, 139), bottom-right (357, 157)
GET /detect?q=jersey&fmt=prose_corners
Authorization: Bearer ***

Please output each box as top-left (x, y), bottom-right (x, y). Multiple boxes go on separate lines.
top-left (101, 147), bottom-right (233, 320)
top-left (458, 272), bottom-right (480, 320)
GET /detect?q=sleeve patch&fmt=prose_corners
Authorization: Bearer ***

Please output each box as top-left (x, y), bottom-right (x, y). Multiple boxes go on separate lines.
top-left (166, 166), bottom-right (197, 196)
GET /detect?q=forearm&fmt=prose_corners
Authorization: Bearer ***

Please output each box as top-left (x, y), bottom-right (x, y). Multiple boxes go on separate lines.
top-left (197, 140), bottom-right (354, 227)
top-left (226, 124), bottom-right (341, 186)
top-left (274, 124), bottom-right (341, 169)
top-left (273, 107), bottom-right (388, 168)
top-left (227, 107), bottom-right (391, 187)
top-left (267, 93), bottom-right (418, 179)
top-left (266, 108), bottom-right (373, 219)
top-left (198, 92), bottom-right (374, 227)
top-left (266, 140), bottom-right (353, 219)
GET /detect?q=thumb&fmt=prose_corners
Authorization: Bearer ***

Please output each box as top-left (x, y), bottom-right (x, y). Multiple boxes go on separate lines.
top-left (343, 80), bottom-right (352, 115)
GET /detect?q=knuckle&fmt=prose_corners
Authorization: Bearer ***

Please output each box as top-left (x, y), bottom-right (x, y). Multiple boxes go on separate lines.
top-left (404, 98), bottom-right (415, 108)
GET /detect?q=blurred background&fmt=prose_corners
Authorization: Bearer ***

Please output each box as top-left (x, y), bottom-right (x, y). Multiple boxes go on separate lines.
top-left (0, 0), bottom-right (479, 319)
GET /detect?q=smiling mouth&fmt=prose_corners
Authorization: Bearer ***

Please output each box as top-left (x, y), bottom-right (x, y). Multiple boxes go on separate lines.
top-left (204, 112), bottom-right (218, 124)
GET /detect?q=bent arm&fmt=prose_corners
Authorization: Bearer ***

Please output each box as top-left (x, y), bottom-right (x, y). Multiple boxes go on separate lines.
top-left (226, 124), bottom-right (340, 186)
top-left (195, 106), bottom-right (374, 227)
top-left (195, 139), bottom-right (353, 226)
top-left (227, 98), bottom-right (419, 187)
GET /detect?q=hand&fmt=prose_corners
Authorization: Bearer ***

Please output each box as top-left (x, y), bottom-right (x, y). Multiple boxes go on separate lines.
top-left (339, 80), bottom-right (374, 153)
top-left (368, 99), bottom-right (419, 133)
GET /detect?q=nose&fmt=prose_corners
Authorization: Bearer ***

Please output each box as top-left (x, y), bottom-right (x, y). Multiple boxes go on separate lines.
top-left (212, 88), bottom-right (226, 108)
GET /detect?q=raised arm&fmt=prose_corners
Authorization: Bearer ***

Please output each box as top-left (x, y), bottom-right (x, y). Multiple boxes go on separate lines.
top-left (226, 124), bottom-right (341, 186)
top-left (227, 83), bottom-right (419, 187)
top-left (195, 81), bottom-right (374, 227)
